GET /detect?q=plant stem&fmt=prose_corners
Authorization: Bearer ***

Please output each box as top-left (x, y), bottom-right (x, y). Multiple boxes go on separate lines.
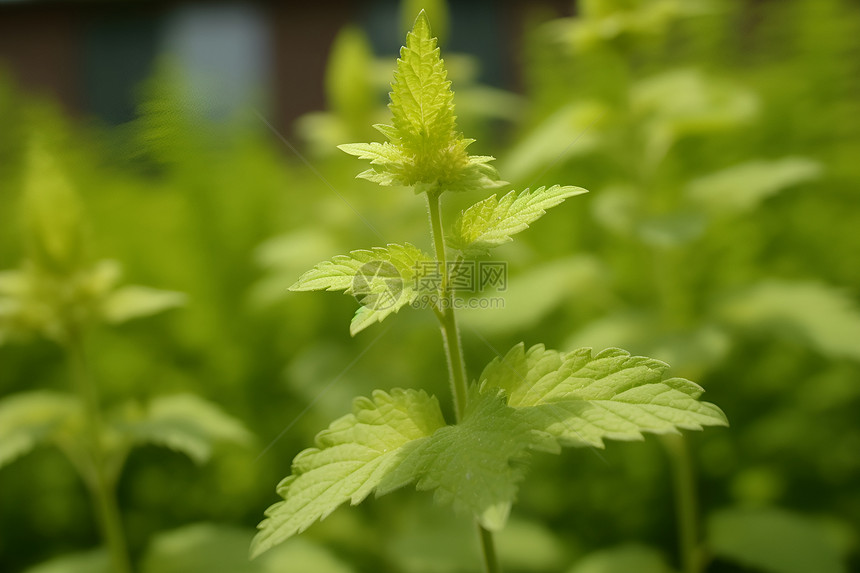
top-left (426, 191), bottom-right (468, 421)
top-left (67, 330), bottom-right (133, 573)
top-left (477, 523), bottom-right (501, 573)
top-left (664, 434), bottom-right (701, 573)
top-left (426, 190), bottom-right (501, 573)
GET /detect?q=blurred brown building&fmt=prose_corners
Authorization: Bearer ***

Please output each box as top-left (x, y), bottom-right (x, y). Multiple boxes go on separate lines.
top-left (0, 1), bottom-right (566, 133)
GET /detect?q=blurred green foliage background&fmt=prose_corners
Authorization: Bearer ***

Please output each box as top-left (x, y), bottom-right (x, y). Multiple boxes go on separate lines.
top-left (1, 0), bottom-right (859, 572)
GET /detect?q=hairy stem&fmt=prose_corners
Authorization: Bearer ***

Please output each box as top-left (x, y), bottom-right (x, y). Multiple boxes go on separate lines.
top-left (426, 190), bottom-right (501, 573)
top-left (67, 330), bottom-right (133, 573)
top-left (426, 191), bottom-right (468, 421)
top-left (664, 434), bottom-right (701, 573)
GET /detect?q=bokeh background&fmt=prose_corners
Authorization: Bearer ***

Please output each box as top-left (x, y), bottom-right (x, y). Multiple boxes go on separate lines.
top-left (1, 1), bottom-right (859, 572)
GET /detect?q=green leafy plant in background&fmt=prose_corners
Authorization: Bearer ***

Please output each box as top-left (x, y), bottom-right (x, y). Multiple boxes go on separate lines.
top-left (252, 12), bottom-right (727, 572)
top-left (0, 138), bottom-right (251, 573)
top-left (501, 0), bottom-right (860, 571)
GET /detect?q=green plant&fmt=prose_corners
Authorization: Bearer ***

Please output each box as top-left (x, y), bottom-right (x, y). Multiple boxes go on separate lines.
top-left (0, 138), bottom-right (251, 573)
top-left (251, 12), bottom-right (727, 572)
top-left (507, 1), bottom-right (860, 570)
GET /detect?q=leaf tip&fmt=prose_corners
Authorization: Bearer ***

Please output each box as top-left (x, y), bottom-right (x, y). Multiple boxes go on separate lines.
top-left (413, 9), bottom-right (432, 36)
top-left (336, 143), bottom-right (361, 156)
top-left (248, 531), bottom-right (268, 560)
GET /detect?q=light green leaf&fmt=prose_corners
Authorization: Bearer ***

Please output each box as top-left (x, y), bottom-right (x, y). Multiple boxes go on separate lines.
top-left (449, 185), bottom-right (587, 255)
top-left (567, 544), bottom-right (676, 573)
top-left (290, 243), bottom-right (428, 294)
top-left (251, 389), bottom-right (446, 558)
top-left (687, 157), bottom-right (822, 215)
top-left (717, 280), bottom-right (860, 360)
top-left (708, 507), bottom-right (848, 573)
top-left (337, 142), bottom-right (405, 169)
top-left (459, 256), bottom-right (606, 334)
top-left (386, 504), bottom-right (481, 573)
top-left (631, 69), bottom-right (758, 162)
top-left (389, 10), bottom-right (454, 150)
top-left (289, 243), bottom-right (433, 336)
top-left (548, 0), bottom-right (713, 53)
top-left (0, 391), bottom-right (81, 469)
top-left (379, 388), bottom-right (553, 531)
top-left (251, 228), bottom-right (340, 306)
top-left (0, 270), bottom-right (25, 345)
top-left (500, 102), bottom-right (605, 182)
top-left (0, 257), bottom-right (182, 343)
top-left (480, 344), bottom-right (727, 448)
top-left (22, 138), bottom-right (87, 273)
top-left (591, 184), bottom-right (640, 235)
top-left (400, 0), bottom-right (449, 46)
top-left (23, 549), bottom-right (110, 573)
top-left (496, 518), bottom-right (570, 572)
top-left (636, 210), bottom-right (707, 248)
top-left (338, 11), bottom-right (504, 193)
top-left (325, 26), bottom-right (375, 126)
top-left (565, 312), bottom-right (731, 377)
top-left (142, 523), bottom-right (355, 573)
top-left (100, 285), bottom-right (186, 324)
top-left (142, 523), bottom-right (258, 573)
top-left (350, 305), bottom-right (399, 337)
top-left (121, 394), bottom-right (252, 464)
top-left (263, 536), bottom-right (356, 573)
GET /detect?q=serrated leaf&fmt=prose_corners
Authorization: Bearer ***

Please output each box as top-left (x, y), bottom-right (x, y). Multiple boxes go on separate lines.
top-left (449, 185), bottom-right (587, 255)
top-left (289, 243), bottom-right (433, 335)
top-left (0, 391), bottom-right (81, 469)
top-left (389, 11), bottom-right (454, 151)
top-left (687, 157), bottom-right (822, 215)
top-left (251, 389), bottom-right (446, 558)
top-left (349, 305), bottom-right (397, 337)
top-left (565, 312), bottom-right (731, 376)
top-left (290, 243), bottom-right (428, 294)
top-left (121, 394), bottom-right (252, 464)
top-left (101, 285), bottom-right (186, 324)
top-left (708, 507), bottom-right (848, 573)
top-left (716, 280), bottom-right (860, 360)
top-left (378, 388), bottom-right (554, 531)
top-left (479, 343), bottom-right (727, 448)
top-left (400, 0), bottom-right (449, 45)
top-left (338, 11), bottom-right (504, 193)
